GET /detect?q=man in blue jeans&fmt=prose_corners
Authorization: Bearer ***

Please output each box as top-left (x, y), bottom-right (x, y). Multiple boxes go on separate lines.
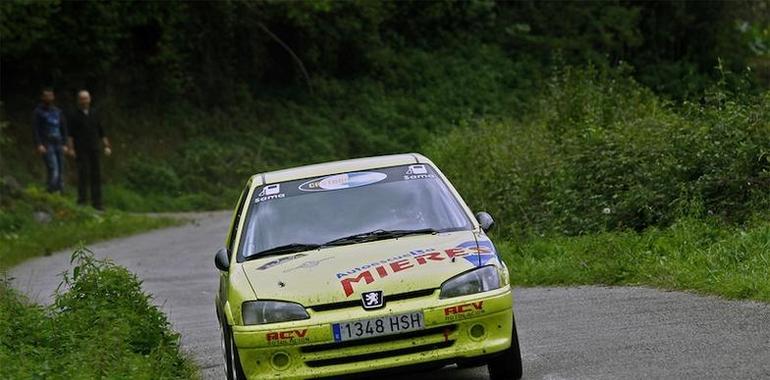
top-left (32, 88), bottom-right (71, 193)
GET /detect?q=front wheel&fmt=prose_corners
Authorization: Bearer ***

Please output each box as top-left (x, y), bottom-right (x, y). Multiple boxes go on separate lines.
top-left (487, 315), bottom-right (523, 380)
top-left (221, 323), bottom-right (246, 380)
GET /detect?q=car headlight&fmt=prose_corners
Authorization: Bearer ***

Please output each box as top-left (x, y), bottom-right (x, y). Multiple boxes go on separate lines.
top-left (241, 301), bottom-right (309, 325)
top-left (439, 266), bottom-right (501, 299)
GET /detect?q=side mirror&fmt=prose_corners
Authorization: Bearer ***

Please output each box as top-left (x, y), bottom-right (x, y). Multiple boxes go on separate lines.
top-left (214, 248), bottom-right (230, 271)
top-left (475, 211), bottom-right (495, 232)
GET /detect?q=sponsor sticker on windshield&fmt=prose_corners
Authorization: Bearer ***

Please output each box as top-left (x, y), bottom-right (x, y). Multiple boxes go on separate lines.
top-left (404, 164), bottom-right (436, 180)
top-left (252, 164), bottom-right (442, 204)
top-left (260, 184), bottom-right (281, 196)
top-left (255, 184), bottom-right (285, 203)
top-left (405, 164), bottom-right (427, 175)
top-left (298, 172), bottom-right (387, 192)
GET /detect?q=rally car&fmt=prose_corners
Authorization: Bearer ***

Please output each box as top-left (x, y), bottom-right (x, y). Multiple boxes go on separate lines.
top-left (214, 153), bottom-right (522, 379)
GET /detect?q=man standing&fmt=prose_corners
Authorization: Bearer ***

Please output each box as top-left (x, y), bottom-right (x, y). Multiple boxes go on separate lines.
top-left (32, 87), bottom-right (70, 193)
top-left (68, 90), bottom-right (111, 210)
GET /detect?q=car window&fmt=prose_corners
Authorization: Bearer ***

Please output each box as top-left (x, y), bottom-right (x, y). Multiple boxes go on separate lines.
top-left (238, 164), bottom-right (471, 261)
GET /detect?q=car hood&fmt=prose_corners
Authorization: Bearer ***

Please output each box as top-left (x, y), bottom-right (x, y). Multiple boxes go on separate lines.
top-left (240, 230), bottom-right (498, 306)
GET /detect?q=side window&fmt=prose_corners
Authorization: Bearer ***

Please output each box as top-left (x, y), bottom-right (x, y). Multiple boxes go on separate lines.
top-left (227, 184), bottom-right (251, 253)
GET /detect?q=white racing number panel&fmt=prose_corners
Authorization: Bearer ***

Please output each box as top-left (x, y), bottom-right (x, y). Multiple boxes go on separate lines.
top-left (332, 311), bottom-right (424, 342)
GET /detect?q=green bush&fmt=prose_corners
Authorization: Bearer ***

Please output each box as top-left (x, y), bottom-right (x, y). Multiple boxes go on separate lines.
top-left (54, 249), bottom-right (175, 355)
top-left (172, 137), bottom-right (263, 194)
top-left (427, 66), bottom-right (770, 235)
top-left (0, 248), bottom-right (197, 379)
top-left (0, 208), bottom-right (26, 232)
top-left (125, 157), bottom-right (183, 195)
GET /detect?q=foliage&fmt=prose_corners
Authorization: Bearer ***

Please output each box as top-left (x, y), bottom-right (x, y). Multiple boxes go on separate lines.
top-left (427, 66), bottom-right (770, 235)
top-left (499, 215), bottom-right (770, 302)
top-left (36, 44), bottom-right (528, 212)
top-left (1, 0), bottom-right (767, 224)
top-left (125, 157), bottom-right (182, 194)
top-left (0, 248), bottom-right (198, 379)
top-left (0, 102), bottom-right (9, 150)
top-left (1, 1), bottom-right (767, 104)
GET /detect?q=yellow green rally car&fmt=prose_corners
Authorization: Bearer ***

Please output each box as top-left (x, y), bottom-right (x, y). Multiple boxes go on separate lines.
top-left (214, 153), bottom-right (522, 380)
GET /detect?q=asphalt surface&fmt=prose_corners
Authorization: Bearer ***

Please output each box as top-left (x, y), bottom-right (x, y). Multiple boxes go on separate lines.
top-left (9, 211), bottom-right (770, 380)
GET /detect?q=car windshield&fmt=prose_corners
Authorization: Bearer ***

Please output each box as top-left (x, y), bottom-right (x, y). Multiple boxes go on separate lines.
top-left (238, 164), bottom-right (472, 261)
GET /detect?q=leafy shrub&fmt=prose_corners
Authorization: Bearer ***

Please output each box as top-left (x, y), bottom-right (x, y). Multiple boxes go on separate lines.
top-left (0, 248), bottom-right (197, 379)
top-left (172, 138), bottom-right (261, 194)
top-left (0, 205), bottom-right (27, 233)
top-left (55, 249), bottom-right (175, 355)
top-left (125, 156), bottom-right (182, 194)
top-left (427, 66), bottom-right (770, 235)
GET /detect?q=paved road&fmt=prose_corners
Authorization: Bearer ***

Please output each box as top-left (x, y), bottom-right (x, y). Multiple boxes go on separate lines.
top-left (9, 212), bottom-right (770, 380)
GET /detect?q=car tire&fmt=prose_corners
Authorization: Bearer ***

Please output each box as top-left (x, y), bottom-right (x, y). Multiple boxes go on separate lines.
top-left (487, 315), bottom-right (523, 380)
top-left (220, 323), bottom-right (233, 379)
top-left (222, 323), bottom-right (247, 380)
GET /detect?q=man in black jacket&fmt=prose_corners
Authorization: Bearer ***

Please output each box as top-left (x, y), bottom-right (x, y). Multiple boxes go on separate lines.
top-left (67, 90), bottom-right (111, 210)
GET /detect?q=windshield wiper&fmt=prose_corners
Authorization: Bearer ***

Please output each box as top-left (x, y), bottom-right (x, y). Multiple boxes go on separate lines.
top-left (246, 228), bottom-right (445, 260)
top-left (321, 228), bottom-right (442, 247)
top-left (246, 243), bottom-right (320, 260)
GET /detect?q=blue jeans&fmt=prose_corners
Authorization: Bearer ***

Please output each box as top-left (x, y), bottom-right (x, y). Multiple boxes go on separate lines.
top-left (43, 143), bottom-right (64, 192)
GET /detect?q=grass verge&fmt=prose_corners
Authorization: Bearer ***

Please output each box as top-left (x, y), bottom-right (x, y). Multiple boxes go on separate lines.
top-left (0, 186), bottom-right (181, 269)
top-left (499, 216), bottom-right (770, 302)
top-left (0, 248), bottom-right (199, 379)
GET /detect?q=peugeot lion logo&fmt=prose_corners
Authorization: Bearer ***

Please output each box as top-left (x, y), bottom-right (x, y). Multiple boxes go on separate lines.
top-left (361, 290), bottom-right (384, 310)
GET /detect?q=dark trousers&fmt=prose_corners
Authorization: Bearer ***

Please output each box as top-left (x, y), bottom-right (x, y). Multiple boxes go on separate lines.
top-left (42, 143), bottom-right (64, 192)
top-left (76, 148), bottom-right (102, 209)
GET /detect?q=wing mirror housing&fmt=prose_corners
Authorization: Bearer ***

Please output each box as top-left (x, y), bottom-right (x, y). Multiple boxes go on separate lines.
top-left (475, 211), bottom-right (495, 232)
top-left (214, 248), bottom-right (230, 271)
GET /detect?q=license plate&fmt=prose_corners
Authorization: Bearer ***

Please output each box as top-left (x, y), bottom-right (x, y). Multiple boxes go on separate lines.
top-left (332, 311), bottom-right (424, 342)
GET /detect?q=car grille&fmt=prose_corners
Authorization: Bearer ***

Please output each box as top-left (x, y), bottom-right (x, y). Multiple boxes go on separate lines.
top-left (308, 288), bottom-right (437, 312)
top-left (305, 341), bottom-right (454, 368)
top-left (301, 324), bottom-right (457, 368)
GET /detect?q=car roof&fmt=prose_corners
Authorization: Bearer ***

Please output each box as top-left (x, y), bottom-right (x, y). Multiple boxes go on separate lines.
top-left (255, 153), bottom-right (430, 185)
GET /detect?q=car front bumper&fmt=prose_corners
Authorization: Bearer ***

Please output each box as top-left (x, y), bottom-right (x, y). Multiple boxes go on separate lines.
top-left (231, 286), bottom-right (514, 379)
